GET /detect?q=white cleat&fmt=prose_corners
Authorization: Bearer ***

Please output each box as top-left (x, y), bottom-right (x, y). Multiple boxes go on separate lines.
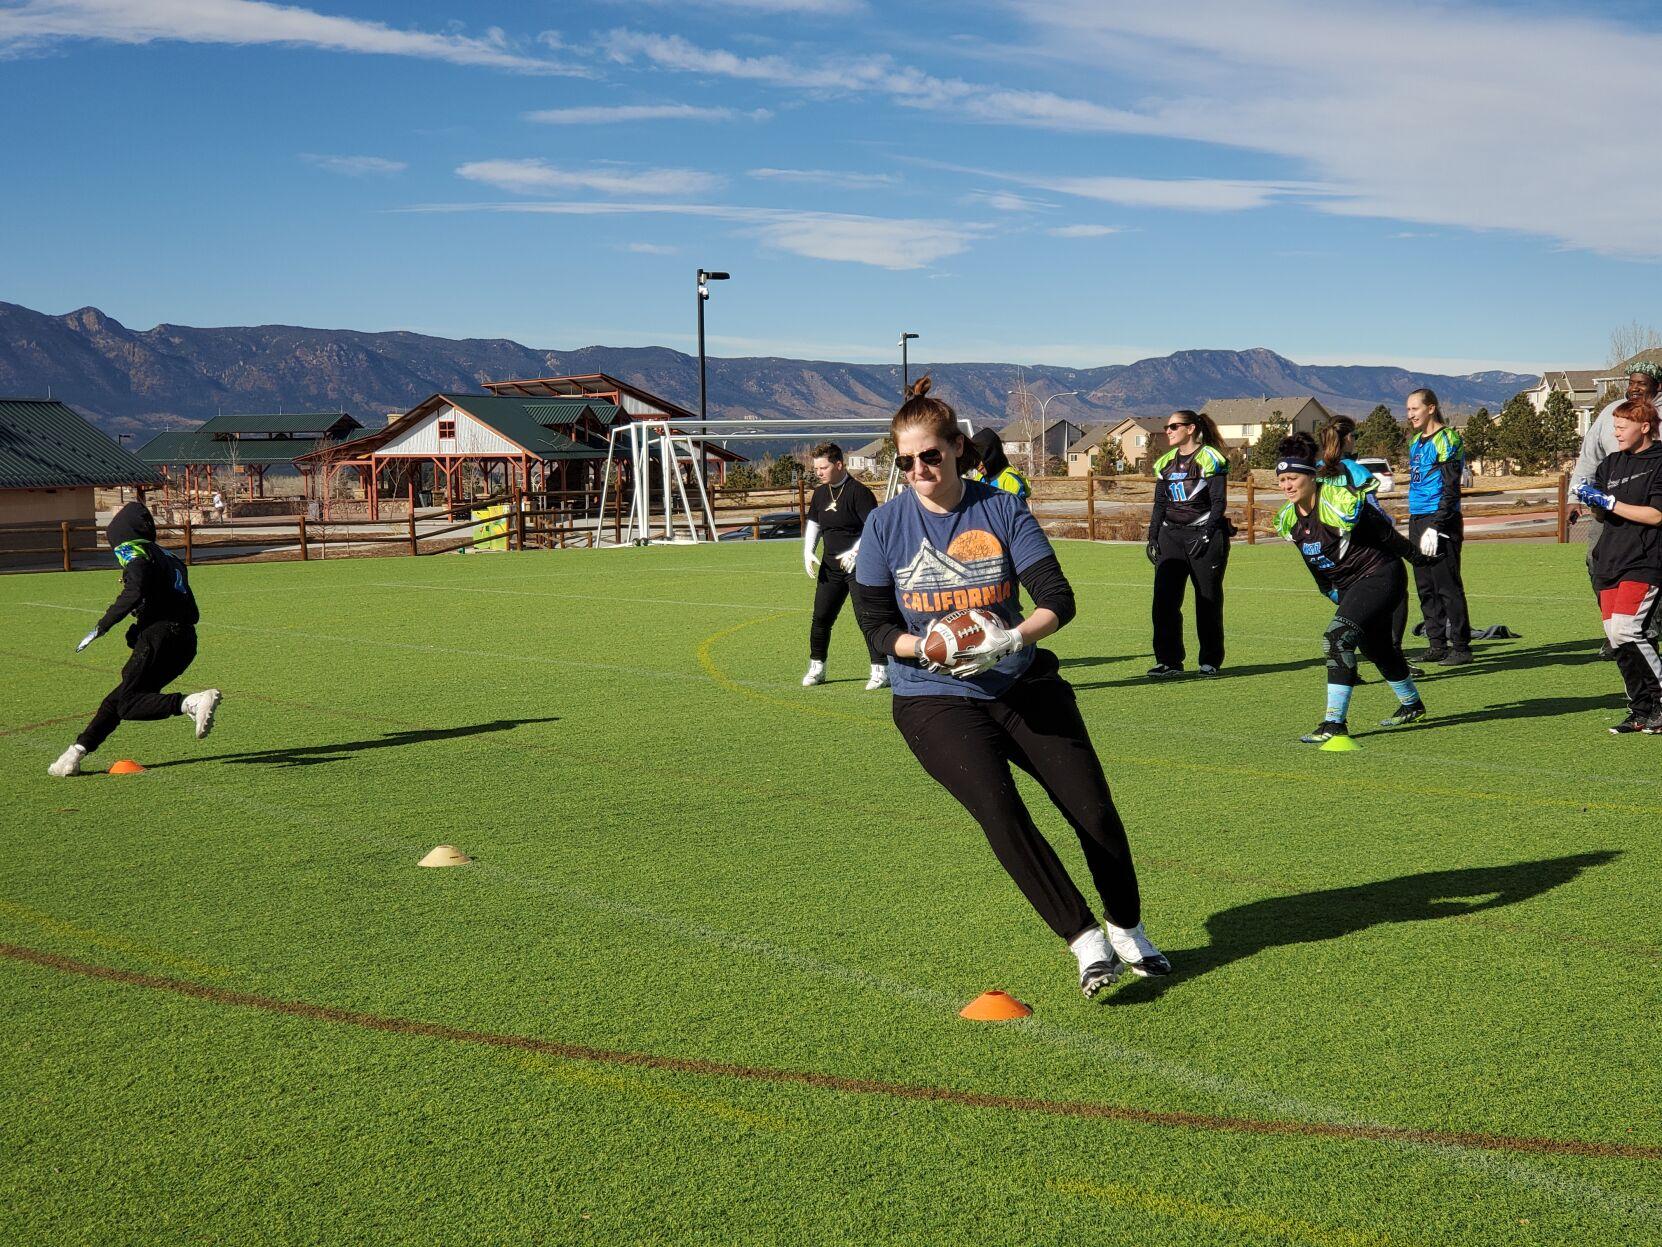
top-left (801, 660), bottom-right (826, 688)
top-left (181, 689), bottom-right (222, 740)
top-left (1107, 921), bottom-right (1173, 978)
top-left (864, 663), bottom-right (889, 691)
top-left (48, 743), bottom-right (87, 778)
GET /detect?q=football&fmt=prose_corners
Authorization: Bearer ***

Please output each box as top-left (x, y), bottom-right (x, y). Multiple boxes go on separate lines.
top-left (922, 609), bottom-right (987, 666)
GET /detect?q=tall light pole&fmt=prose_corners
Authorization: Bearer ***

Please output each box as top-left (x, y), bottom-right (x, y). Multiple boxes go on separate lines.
top-left (899, 332), bottom-right (919, 401)
top-left (697, 269), bottom-right (729, 488)
top-left (117, 433), bottom-right (130, 503)
top-left (1034, 390), bottom-right (1077, 472)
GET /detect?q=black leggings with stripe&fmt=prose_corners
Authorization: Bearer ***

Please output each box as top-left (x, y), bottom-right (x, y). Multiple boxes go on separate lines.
top-left (890, 650), bottom-right (1141, 942)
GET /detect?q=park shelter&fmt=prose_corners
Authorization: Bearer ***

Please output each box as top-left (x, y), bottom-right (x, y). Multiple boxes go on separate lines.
top-left (135, 411), bottom-right (363, 500)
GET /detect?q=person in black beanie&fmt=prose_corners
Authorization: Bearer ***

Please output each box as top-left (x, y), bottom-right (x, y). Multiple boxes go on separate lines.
top-left (49, 501), bottom-right (221, 777)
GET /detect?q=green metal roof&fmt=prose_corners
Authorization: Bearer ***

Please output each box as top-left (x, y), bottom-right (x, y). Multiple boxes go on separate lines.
top-left (523, 399), bottom-right (622, 426)
top-left (439, 396), bottom-right (610, 460)
top-left (195, 412), bottom-right (360, 436)
top-left (135, 430), bottom-right (323, 467)
top-left (0, 399), bottom-right (163, 489)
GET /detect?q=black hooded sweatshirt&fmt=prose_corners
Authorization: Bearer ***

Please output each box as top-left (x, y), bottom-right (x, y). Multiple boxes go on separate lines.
top-left (94, 502), bottom-right (199, 639)
top-left (968, 428), bottom-right (1012, 479)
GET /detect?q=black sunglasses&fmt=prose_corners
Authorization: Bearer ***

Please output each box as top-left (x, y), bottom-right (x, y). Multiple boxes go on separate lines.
top-left (895, 447), bottom-right (946, 472)
top-left (1165, 422), bottom-right (1191, 432)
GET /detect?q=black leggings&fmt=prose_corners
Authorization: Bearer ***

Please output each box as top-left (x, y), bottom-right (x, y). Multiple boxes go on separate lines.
top-left (810, 562), bottom-right (883, 663)
top-left (1409, 515), bottom-right (1471, 652)
top-left (78, 622), bottom-right (196, 753)
top-left (1152, 524), bottom-right (1228, 668)
top-left (890, 651), bottom-right (1140, 941)
top-left (1326, 565), bottom-right (1411, 687)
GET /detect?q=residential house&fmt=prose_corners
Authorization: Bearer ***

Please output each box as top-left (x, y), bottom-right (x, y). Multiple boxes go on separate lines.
top-left (999, 417), bottom-right (1086, 470)
top-left (1200, 397), bottom-right (1332, 449)
top-left (846, 438), bottom-right (887, 477)
top-left (1090, 417), bottom-right (1170, 472)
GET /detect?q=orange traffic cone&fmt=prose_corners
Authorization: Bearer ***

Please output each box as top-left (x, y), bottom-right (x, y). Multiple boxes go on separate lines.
top-left (108, 759), bottom-right (145, 775)
top-left (959, 990), bottom-right (1032, 1021)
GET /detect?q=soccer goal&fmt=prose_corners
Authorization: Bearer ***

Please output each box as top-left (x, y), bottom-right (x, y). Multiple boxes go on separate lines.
top-left (593, 415), bottom-right (976, 546)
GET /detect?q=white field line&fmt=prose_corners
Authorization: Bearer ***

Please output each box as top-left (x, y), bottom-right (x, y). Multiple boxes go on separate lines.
top-left (365, 580), bottom-right (803, 612)
top-left (5, 722), bottom-right (1656, 1221)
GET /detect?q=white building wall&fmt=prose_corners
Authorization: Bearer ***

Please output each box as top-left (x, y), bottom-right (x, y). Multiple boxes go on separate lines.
top-left (378, 406), bottom-right (525, 457)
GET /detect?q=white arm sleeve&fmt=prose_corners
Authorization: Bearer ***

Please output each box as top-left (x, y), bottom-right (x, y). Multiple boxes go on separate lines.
top-left (1571, 406), bottom-right (1615, 491)
top-left (803, 519), bottom-right (822, 574)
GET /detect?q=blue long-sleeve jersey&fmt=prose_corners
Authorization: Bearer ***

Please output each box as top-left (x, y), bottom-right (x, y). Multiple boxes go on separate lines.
top-left (1407, 427), bottom-right (1464, 524)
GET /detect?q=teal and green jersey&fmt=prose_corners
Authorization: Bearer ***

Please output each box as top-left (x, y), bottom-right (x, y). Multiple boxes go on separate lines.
top-left (967, 465), bottom-right (1031, 503)
top-left (1408, 427), bottom-right (1463, 520)
top-left (1276, 481), bottom-right (1400, 594)
top-left (1153, 444), bottom-right (1229, 525)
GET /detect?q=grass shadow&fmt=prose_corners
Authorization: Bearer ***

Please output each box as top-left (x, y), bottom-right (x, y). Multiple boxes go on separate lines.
top-left (1109, 851), bottom-right (1620, 1005)
top-left (1363, 693), bottom-right (1626, 735)
top-left (150, 717), bottom-right (562, 769)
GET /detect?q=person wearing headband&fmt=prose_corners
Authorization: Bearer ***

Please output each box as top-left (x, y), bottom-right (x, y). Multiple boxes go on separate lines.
top-left (1145, 410), bottom-right (1233, 678)
top-left (1273, 433), bottom-right (1442, 744)
top-left (1572, 362), bottom-right (1662, 658)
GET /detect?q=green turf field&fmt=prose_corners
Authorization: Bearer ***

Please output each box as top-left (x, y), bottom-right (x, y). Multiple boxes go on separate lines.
top-left (1, 538), bottom-right (1658, 1245)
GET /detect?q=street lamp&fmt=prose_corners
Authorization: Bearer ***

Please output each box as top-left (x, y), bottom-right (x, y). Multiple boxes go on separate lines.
top-left (697, 269), bottom-right (729, 488)
top-left (117, 433), bottom-right (130, 502)
top-left (899, 332), bottom-right (920, 401)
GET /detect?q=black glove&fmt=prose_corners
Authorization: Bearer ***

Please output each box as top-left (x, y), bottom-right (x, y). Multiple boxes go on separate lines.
top-left (1145, 538), bottom-right (1160, 565)
top-left (1185, 528), bottom-right (1214, 560)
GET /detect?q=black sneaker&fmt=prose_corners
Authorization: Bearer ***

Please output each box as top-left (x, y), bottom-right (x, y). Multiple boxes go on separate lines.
top-left (1437, 650), bottom-right (1474, 667)
top-left (1599, 642), bottom-right (1617, 661)
top-left (1645, 711), bottom-right (1662, 734)
top-left (1300, 720), bottom-right (1349, 744)
top-left (1146, 663), bottom-right (1184, 678)
top-left (1198, 664), bottom-right (1220, 677)
top-left (1609, 715), bottom-right (1650, 735)
top-left (1406, 663), bottom-right (1427, 679)
top-left (1421, 649), bottom-right (1449, 664)
top-left (1080, 957), bottom-right (1122, 999)
top-left (1380, 699), bottom-right (1427, 728)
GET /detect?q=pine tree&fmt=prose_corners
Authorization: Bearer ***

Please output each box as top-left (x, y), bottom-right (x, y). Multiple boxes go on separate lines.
top-left (1541, 389), bottom-right (1580, 464)
top-left (1497, 392), bottom-right (1553, 474)
top-left (1354, 404), bottom-right (1407, 459)
top-left (1463, 407), bottom-right (1495, 469)
top-left (1247, 416), bottom-right (1291, 469)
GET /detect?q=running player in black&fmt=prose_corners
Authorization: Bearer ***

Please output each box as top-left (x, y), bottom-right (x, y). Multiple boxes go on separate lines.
top-left (1146, 409), bottom-right (1232, 676)
top-left (801, 442), bottom-right (887, 690)
top-left (1573, 399), bottom-right (1662, 733)
top-left (852, 377), bottom-right (1166, 999)
top-left (49, 501), bottom-right (221, 777)
top-left (1273, 434), bottom-right (1439, 744)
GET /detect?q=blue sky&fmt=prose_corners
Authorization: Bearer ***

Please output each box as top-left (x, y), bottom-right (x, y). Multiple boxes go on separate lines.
top-left (3, 0), bottom-right (1658, 374)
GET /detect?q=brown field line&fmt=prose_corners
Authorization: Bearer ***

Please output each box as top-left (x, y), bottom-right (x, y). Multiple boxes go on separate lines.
top-left (3, 940), bottom-right (1657, 1162)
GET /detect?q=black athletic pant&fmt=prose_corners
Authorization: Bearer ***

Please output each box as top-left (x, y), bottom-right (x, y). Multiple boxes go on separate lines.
top-left (1408, 515), bottom-right (1471, 653)
top-left (890, 651), bottom-right (1140, 942)
top-left (1151, 524), bottom-right (1228, 669)
top-left (1327, 565), bottom-right (1412, 687)
top-left (77, 622), bottom-right (196, 753)
top-left (810, 561), bottom-right (883, 664)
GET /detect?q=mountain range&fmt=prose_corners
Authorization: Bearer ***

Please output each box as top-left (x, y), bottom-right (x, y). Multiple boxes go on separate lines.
top-left (0, 301), bottom-right (1538, 438)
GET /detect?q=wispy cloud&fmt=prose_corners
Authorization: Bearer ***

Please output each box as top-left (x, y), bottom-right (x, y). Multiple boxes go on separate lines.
top-left (644, 0), bottom-right (864, 12)
top-left (964, 189), bottom-right (1054, 213)
top-left (1048, 224), bottom-right (1120, 238)
top-left (456, 159), bottom-right (724, 197)
top-left (300, 153), bottom-right (406, 177)
top-left (748, 168), bottom-right (900, 190)
top-left (934, 161), bottom-right (1325, 212)
top-left (1003, 0), bottom-right (1662, 258)
top-left (525, 103), bottom-right (767, 125)
top-left (0, 0), bottom-right (578, 73)
top-left (620, 242), bottom-right (679, 255)
top-left (405, 200), bottom-right (985, 270)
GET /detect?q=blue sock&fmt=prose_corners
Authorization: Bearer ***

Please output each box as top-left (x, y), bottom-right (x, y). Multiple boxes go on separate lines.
top-left (1325, 683), bottom-right (1354, 723)
top-left (1387, 677), bottom-right (1420, 705)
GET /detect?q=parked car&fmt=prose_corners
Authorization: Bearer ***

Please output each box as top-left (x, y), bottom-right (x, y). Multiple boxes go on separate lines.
top-left (1355, 457), bottom-right (1395, 494)
top-left (718, 511), bottom-right (804, 541)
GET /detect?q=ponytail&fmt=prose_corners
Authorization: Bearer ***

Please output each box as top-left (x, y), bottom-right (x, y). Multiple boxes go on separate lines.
top-left (1317, 415), bottom-right (1358, 480)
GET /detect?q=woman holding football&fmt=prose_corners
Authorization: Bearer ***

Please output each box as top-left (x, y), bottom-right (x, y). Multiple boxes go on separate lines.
top-left (852, 376), bottom-right (1166, 999)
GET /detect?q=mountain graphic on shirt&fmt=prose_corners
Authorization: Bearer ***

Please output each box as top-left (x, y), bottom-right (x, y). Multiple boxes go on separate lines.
top-left (895, 530), bottom-right (1006, 590)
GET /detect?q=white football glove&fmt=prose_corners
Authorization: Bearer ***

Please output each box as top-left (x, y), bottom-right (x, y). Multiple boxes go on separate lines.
top-left (949, 609), bottom-right (1028, 678)
top-left (803, 519), bottom-right (822, 577)
top-left (835, 543), bottom-right (860, 573)
top-left (1417, 528), bottom-right (1443, 558)
top-left (75, 629), bottom-right (99, 653)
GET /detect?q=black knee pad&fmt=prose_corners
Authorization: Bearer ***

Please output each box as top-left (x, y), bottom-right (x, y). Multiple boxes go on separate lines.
top-left (1323, 615), bottom-right (1362, 675)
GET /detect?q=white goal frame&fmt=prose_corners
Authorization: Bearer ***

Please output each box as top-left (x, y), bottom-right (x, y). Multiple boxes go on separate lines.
top-left (594, 416), bottom-right (975, 546)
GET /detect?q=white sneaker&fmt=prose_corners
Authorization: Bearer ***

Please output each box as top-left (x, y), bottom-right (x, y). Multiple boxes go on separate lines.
top-left (48, 743), bottom-right (87, 778)
top-left (801, 660), bottom-right (826, 687)
top-left (181, 689), bottom-right (221, 739)
top-left (864, 663), bottom-right (889, 691)
top-left (1106, 921), bottom-right (1172, 978)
